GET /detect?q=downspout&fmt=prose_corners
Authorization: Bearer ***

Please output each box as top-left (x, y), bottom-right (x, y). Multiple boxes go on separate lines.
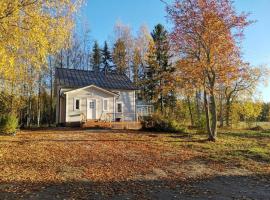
top-left (113, 96), bottom-right (116, 121)
top-left (65, 92), bottom-right (69, 124)
top-left (134, 90), bottom-right (137, 122)
top-left (58, 88), bottom-right (61, 125)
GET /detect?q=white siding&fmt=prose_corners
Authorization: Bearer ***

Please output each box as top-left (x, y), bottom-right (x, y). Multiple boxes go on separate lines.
top-left (114, 90), bottom-right (136, 121)
top-left (57, 86), bottom-right (136, 123)
top-left (56, 87), bottom-right (71, 124)
top-left (66, 87), bottom-right (115, 123)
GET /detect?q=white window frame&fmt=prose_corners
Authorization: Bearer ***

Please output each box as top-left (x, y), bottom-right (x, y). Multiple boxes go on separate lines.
top-left (116, 102), bottom-right (123, 113)
top-left (74, 98), bottom-right (81, 111)
top-left (103, 98), bottom-right (109, 111)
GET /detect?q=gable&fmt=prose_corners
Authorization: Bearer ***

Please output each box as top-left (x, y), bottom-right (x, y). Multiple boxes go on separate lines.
top-left (64, 85), bottom-right (118, 97)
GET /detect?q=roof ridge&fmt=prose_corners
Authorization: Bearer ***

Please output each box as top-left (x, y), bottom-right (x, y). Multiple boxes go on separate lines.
top-left (56, 67), bottom-right (92, 72)
top-left (55, 67), bottom-right (124, 76)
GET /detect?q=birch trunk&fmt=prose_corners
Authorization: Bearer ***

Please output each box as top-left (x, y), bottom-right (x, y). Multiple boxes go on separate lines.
top-left (209, 90), bottom-right (217, 141)
top-left (204, 90), bottom-right (212, 138)
top-left (187, 96), bottom-right (194, 126)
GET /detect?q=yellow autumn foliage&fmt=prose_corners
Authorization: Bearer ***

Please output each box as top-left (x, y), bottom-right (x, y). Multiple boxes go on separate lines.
top-left (0, 0), bottom-right (83, 82)
top-left (239, 101), bottom-right (263, 121)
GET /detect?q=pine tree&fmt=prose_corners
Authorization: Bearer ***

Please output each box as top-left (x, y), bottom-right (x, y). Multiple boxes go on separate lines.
top-left (91, 41), bottom-right (102, 72)
top-left (102, 41), bottom-right (112, 72)
top-left (112, 39), bottom-right (128, 74)
top-left (151, 24), bottom-right (176, 113)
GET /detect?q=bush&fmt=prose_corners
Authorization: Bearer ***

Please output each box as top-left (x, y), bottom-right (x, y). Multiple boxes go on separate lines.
top-left (0, 114), bottom-right (18, 135)
top-left (195, 115), bottom-right (207, 132)
top-left (142, 113), bottom-right (186, 133)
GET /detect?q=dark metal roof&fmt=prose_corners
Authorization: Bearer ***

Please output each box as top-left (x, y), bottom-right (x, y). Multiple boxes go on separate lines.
top-left (55, 68), bottom-right (137, 90)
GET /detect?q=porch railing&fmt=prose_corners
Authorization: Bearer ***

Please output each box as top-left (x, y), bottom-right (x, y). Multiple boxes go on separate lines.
top-left (136, 105), bottom-right (154, 117)
top-left (80, 105), bottom-right (154, 123)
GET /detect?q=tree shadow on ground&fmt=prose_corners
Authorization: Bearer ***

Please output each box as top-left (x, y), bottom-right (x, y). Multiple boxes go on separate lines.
top-left (0, 138), bottom-right (209, 144)
top-left (231, 149), bottom-right (270, 163)
top-left (222, 131), bottom-right (270, 139)
top-left (0, 174), bottom-right (269, 200)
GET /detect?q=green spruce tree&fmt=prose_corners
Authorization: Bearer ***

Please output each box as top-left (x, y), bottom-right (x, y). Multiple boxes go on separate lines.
top-left (150, 24), bottom-right (176, 114)
top-left (91, 41), bottom-right (102, 72)
top-left (102, 41), bottom-right (113, 72)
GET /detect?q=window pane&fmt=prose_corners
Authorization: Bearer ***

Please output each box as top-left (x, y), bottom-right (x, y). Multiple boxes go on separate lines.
top-left (104, 100), bottom-right (108, 111)
top-left (76, 99), bottom-right (80, 110)
top-left (89, 101), bottom-right (95, 109)
top-left (117, 103), bottom-right (122, 113)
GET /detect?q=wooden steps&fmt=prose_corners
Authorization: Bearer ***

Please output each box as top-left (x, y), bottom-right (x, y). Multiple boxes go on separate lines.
top-left (110, 122), bottom-right (142, 130)
top-left (81, 120), bottom-right (112, 129)
top-left (81, 120), bottom-right (142, 130)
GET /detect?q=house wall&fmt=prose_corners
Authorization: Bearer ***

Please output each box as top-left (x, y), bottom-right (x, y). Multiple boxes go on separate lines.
top-left (55, 87), bottom-right (70, 124)
top-left (56, 86), bottom-right (136, 124)
top-left (66, 87), bottom-right (115, 123)
top-left (114, 90), bottom-right (136, 121)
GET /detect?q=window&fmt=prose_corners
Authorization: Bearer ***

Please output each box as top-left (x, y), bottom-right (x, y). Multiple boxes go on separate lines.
top-left (117, 103), bottom-right (122, 113)
top-left (74, 98), bottom-right (80, 110)
top-left (89, 101), bottom-right (95, 109)
top-left (103, 99), bottom-right (108, 111)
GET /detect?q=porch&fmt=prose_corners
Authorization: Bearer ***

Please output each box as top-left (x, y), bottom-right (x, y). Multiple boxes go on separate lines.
top-left (80, 105), bottom-right (154, 130)
top-left (81, 120), bottom-right (142, 130)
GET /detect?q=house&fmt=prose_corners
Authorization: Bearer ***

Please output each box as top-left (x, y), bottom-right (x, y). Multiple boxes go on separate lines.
top-left (55, 68), bottom-right (138, 126)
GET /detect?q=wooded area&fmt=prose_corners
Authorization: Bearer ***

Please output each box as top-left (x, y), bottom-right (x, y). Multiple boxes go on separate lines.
top-left (0, 0), bottom-right (269, 141)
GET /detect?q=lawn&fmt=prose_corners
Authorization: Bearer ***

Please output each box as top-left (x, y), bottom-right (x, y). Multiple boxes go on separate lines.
top-left (0, 128), bottom-right (269, 199)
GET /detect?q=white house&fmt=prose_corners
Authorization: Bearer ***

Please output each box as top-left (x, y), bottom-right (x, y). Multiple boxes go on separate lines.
top-left (55, 68), bottom-right (138, 126)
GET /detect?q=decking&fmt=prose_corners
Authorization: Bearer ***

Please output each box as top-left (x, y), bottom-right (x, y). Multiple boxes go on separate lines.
top-left (81, 120), bottom-right (142, 130)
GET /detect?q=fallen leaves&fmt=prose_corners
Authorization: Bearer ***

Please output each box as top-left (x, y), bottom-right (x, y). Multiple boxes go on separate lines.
top-left (0, 128), bottom-right (269, 199)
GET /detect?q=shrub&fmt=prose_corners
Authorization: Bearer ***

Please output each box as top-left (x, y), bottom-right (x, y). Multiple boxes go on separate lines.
top-left (142, 113), bottom-right (186, 133)
top-left (167, 119), bottom-right (187, 133)
top-left (0, 114), bottom-right (18, 135)
top-left (195, 115), bottom-right (207, 132)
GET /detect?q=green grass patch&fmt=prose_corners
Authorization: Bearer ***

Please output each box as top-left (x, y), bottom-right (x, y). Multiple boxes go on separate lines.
top-left (164, 129), bottom-right (270, 166)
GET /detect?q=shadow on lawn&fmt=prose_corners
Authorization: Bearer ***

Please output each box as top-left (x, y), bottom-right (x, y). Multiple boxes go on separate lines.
top-left (231, 149), bottom-right (270, 163)
top-left (222, 131), bottom-right (270, 139)
top-left (0, 138), bottom-right (209, 144)
top-left (0, 174), bottom-right (269, 200)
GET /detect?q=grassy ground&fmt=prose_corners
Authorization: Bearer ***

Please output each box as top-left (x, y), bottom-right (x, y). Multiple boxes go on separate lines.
top-left (0, 128), bottom-right (269, 199)
top-left (232, 122), bottom-right (270, 130)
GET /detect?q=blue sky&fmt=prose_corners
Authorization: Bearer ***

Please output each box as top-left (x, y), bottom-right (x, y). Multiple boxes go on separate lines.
top-left (79, 0), bottom-right (270, 102)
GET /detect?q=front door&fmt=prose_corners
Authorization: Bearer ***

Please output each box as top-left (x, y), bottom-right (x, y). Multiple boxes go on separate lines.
top-left (87, 99), bottom-right (96, 120)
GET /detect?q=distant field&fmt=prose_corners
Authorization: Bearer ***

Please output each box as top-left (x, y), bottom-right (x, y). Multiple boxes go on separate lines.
top-left (0, 128), bottom-right (269, 199)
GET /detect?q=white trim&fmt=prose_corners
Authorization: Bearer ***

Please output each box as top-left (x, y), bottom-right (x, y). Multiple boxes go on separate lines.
top-left (134, 91), bottom-right (137, 121)
top-left (65, 93), bottom-right (69, 122)
top-left (59, 89), bottom-right (61, 123)
top-left (113, 97), bottom-right (116, 121)
top-left (74, 98), bottom-right (81, 111)
top-left (116, 102), bottom-right (123, 113)
top-left (103, 98), bottom-right (109, 111)
top-left (65, 85), bottom-right (118, 96)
